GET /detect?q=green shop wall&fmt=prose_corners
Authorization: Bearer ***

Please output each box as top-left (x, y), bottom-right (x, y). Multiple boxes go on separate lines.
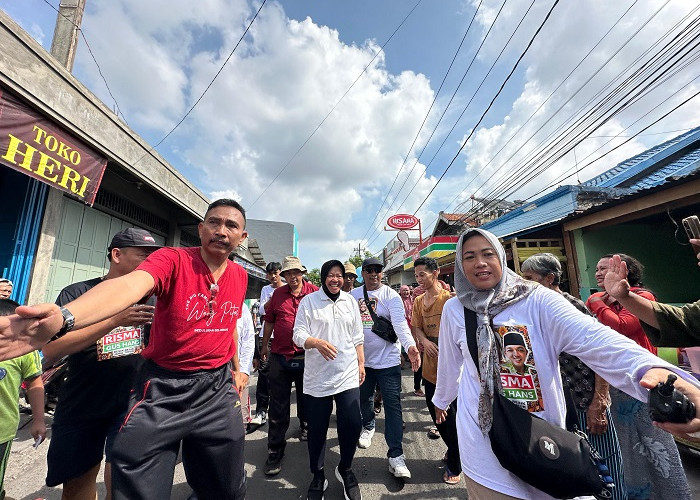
top-left (574, 220), bottom-right (700, 303)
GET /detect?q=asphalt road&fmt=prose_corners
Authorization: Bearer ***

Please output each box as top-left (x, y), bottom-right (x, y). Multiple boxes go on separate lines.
top-left (4, 367), bottom-right (700, 499)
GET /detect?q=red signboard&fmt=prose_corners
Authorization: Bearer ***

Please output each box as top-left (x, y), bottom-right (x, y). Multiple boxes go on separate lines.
top-left (387, 214), bottom-right (418, 229)
top-left (0, 88), bottom-right (107, 205)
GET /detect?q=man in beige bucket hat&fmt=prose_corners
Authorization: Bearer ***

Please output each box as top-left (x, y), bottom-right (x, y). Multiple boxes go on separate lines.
top-left (261, 256), bottom-right (318, 475)
top-left (342, 262), bottom-right (357, 292)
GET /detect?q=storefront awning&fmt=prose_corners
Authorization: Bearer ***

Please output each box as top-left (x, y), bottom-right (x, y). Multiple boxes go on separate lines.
top-left (403, 236), bottom-right (458, 270)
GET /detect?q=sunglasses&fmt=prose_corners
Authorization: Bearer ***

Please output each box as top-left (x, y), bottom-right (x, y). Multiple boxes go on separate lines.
top-left (209, 283), bottom-right (219, 317)
top-left (364, 267), bottom-right (382, 274)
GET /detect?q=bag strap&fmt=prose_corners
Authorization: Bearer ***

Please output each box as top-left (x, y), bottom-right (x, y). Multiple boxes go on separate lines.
top-left (462, 307), bottom-right (577, 432)
top-left (463, 307), bottom-right (480, 375)
top-left (363, 286), bottom-right (380, 322)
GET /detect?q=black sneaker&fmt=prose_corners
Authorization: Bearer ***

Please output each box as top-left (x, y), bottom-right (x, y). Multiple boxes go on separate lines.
top-left (306, 475), bottom-right (328, 500)
top-left (335, 466), bottom-right (362, 500)
top-left (264, 450), bottom-right (283, 476)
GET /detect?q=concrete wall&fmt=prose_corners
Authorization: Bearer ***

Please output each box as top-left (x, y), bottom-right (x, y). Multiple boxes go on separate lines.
top-left (0, 10), bottom-right (209, 220)
top-left (246, 219), bottom-right (295, 265)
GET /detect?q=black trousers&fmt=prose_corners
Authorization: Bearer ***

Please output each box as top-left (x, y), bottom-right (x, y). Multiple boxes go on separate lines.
top-left (111, 361), bottom-right (246, 500)
top-left (255, 336), bottom-right (270, 412)
top-left (304, 387), bottom-right (362, 475)
top-left (424, 380), bottom-right (461, 475)
top-left (267, 353), bottom-right (306, 453)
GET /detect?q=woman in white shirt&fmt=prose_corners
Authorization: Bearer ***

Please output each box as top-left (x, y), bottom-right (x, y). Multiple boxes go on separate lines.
top-left (293, 260), bottom-right (365, 500)
top-left (433, 228), bottom-right (700, 500)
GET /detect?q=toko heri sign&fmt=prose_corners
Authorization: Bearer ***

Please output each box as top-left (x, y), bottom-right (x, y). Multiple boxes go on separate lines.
top-left (387, 214), bottom-right (419, 230)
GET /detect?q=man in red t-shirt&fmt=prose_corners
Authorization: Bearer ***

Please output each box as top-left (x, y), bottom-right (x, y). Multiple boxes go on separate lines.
top-left (260, 256), bottom-right (318, 476)
top-left (1, 199), bottom-right (250, 500)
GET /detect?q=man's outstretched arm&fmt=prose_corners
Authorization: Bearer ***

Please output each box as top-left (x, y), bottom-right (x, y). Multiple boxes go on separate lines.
top-left (0, 270), bottom-right (155, 360)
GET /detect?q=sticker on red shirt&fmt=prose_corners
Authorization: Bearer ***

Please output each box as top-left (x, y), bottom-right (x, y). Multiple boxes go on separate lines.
top-left (97, 326), bottom-right (144, 360)
top-left (497, 324), bottom-right (544, 412)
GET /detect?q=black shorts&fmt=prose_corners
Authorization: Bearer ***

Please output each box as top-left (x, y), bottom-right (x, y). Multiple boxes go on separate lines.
top-left (46, 415), bottom-right (122, 487)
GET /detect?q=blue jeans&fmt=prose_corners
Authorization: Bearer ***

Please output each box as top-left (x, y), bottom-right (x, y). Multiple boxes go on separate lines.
top-left (359, 365), bottom-right (403, 458)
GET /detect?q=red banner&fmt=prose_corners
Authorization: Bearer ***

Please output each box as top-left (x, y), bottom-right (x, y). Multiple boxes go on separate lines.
top-left (0, 88), bottom-right (107, 205)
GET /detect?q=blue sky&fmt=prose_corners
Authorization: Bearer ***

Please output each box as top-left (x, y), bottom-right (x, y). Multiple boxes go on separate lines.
top-left (1, 0), bottom-right (698, 269)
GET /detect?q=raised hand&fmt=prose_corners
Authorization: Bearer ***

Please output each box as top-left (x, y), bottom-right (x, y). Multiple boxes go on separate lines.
top-left (603, 255), bottom-right (631, 300)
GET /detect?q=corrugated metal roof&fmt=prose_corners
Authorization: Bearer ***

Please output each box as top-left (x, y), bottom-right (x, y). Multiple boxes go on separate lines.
top-left (583, 127), bottom-right (700, 190)
top-left (476, 128), bottom-right (700, 239)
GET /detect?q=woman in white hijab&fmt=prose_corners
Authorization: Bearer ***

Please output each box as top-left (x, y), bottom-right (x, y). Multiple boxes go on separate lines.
top-left (432, 228), bottom-right (699, 500)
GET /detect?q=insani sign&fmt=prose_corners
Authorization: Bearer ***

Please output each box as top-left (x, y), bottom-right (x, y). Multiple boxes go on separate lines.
top-left (0, 89), bottom-right (107, 205)
top-left (387, 214), bottom-right (418, 230)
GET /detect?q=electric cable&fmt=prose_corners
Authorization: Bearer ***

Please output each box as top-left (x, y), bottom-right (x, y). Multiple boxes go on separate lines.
top-left (249, 0), bottom-right (424, 209)
top-left (366, 0), bottom-right (535, 246)
top-left (41, 0), bottom-right (127, 123)
top-left (448, 6), bottom-right (700, 229)
top-left (359, 0), bottom-right (485, 242)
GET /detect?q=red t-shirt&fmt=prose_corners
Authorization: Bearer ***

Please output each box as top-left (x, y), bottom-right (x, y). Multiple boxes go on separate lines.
top-left (262, 281), bottom-right (318, 358)
top-left (586, 288), bottom-right (658, 355)
top-left (137, 247), bottom-right (248, 371)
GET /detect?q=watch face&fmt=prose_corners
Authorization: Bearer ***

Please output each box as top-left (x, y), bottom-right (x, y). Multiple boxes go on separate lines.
top-left (60, 307), bottom-right (75, 331)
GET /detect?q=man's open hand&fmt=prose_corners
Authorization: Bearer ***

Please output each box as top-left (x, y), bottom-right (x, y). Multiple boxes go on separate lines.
top-left (0, 304), bottom-right (63, 360)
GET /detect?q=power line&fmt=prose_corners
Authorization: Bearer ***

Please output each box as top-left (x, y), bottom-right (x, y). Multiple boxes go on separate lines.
top-left (41, 0), bottom-right (127, 123)
top-left (442, 2), bottom-right (698, 230)
top-left (393, 0), bottom-right (693, 244)
top-left (131, 0), bottom-right (269, 168)
top-left (462, 8), bottom-right (700, 221)
top-left (359, 0), bottom-right (485, 242)
top-left (411, 0), bottom-right (561, 216)
top-left (363, 0), bottom-right (529, 247)
top-left (429, 0), bottom-right (648, 227)
top-left (386, 0), bottom-right (536, 224)
top-left (249, 0), bottom-right (424, 210)
top-left (364, 0), bottom-right (537, 250)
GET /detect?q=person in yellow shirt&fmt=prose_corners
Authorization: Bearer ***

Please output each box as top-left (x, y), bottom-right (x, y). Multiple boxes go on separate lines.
top-left (0, 299), bottom-right (45, 500)
top-left (411, 257), bottom-right (461, 485)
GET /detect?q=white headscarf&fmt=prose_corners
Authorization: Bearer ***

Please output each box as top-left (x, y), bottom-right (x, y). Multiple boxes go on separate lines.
top-left (454, 228), bottom-right (538, 434)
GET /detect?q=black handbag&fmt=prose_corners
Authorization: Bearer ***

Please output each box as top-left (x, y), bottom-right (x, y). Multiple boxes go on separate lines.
top-left (463, 308), bottom-right (611, 499)
top-left (363, 286), bottom-right (399, 344)
top-left (276, 352), bottom-right (305, 373)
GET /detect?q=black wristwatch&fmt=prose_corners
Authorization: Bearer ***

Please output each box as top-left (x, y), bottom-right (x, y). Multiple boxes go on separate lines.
top-left (50, 307), bottom-right (75, 341)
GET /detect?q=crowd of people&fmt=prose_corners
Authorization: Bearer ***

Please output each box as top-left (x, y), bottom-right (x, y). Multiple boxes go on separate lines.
top-left (0, 198), bottom-right (700, 500)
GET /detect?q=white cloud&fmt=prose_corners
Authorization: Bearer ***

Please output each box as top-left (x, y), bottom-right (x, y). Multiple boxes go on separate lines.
top-left (447, 0), bottom-right (700, 211)
top-left (66, 0), bottom-right (700, 269)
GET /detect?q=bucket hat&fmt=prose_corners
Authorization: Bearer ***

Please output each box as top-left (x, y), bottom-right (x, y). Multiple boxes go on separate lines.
top-left (280, 256), bottom-right (307, 274)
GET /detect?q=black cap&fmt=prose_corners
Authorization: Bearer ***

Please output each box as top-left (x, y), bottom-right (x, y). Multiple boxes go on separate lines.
top-left (503, 332), bottom-right (526, 348)
top-left (108, 228), bottom-right (161, 251)
top-left (362, 257), bottom-right (384, 270)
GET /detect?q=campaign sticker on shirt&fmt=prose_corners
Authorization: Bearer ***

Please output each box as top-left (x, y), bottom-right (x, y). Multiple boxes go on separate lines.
top-left (0, 367), bottom-right (6, 381)
top-left (497, 324), bottom-right (544, 412)
top-left (97, 325), bottom-right (144, 361)
top-left (358, 298), bottom-right (377, 329)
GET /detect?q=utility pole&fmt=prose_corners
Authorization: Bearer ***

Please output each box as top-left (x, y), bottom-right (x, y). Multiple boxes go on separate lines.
top-left (50, 0), bottom-right (87, 71)
top-left (354, 243), bottom-right (365, 259)
top-left (27, 0), bottom-right (87, 304)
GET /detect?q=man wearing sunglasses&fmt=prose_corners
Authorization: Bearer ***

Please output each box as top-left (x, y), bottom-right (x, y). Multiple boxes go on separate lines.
top-left (1, 199), bottom-right (250, 500)
top-left (350, 257), bottom-right (421, 480)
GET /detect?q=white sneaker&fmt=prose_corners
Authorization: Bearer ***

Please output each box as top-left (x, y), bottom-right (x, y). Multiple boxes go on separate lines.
top-left (250, 411), bottom-right (267, 426)
top-left (357, 428), bottom-right (375, 449)
top-left (388, 455), bottom-right (411, 479)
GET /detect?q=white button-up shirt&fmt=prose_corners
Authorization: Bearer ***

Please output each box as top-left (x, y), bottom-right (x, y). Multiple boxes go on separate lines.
top-left (293, 289), bottom-right (363, 397)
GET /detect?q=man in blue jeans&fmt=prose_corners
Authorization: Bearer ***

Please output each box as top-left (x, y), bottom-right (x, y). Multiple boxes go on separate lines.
top-left (350, 257), bottom-right (421, 479)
